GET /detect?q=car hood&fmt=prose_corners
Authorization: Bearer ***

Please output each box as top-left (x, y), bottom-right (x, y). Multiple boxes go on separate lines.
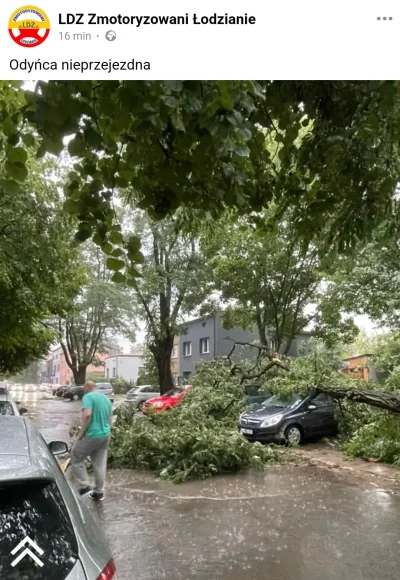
top-left (241, 406), bottom-right (290, 420)
top-left (147, 395), bottom-right (178, 405)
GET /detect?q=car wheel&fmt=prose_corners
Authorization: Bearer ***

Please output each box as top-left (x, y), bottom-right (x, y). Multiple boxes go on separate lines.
top-left (138, 401), bottom-right (145, 411)
top-left (72, 394), bottom-right (79, 401)
top-left (284, 424), bottom-right (303, 445)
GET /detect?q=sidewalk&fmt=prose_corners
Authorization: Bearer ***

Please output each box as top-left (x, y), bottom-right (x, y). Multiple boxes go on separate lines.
top-left (295, 443), bottom-right (400, 490)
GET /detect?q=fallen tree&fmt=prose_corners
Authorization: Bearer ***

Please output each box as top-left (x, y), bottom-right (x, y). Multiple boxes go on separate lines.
top-left (109, 358), bottom-right (278, 483)
top-left (227, 339), bottom-right (400, 415)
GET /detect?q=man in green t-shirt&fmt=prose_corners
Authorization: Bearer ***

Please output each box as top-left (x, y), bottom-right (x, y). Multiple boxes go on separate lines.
top-left (69, 380), bottom-right (113, 501)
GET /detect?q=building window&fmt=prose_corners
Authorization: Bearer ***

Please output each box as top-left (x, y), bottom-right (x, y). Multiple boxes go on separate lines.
top-left (106, 368), bottom-right (109, 378)
top-left (200, 337), bottom-right (210, 354)
top-left (172, 345), bottom-right (178, 359)
top-left (112, 368), bottom-right (116, 378)
top-left (183, 341), bottom-right (192, 357)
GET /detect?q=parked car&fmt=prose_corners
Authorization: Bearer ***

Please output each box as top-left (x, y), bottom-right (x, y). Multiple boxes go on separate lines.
top-left (0, 416), bottom-right (117, 579)
top-left (244, 384), bottom-right (271, 406)
top-left (0, 387), bottom-right (28, 416)
top-left (64, 385), bottom-right (84, 401)
top-left (144, 385), bottom-right (191, 413)
top-left (24, 383), bottom-right (37, 392)
top-left (96, 382), bottom-right (114, 403)
top-left (238, 392), bottom-right (338, 444)
top-left (126, 384), bottom-right (160, 410)
top-left (56, 385), bottom-right (70, 397)
top-left (50, 383), bottom-right (61, 395)
top-left (39, 383), bottom-right (49, 392)
top-left (65, 382), bottom-right (114, 403)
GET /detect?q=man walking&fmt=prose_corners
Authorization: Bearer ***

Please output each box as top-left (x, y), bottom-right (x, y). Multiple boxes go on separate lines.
top-left (70, 380), bottom-right (112, 501)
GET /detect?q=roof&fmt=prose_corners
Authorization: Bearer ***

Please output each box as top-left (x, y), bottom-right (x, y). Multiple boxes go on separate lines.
top-left (0, 417), bottom-right (56, 482)
top-left (0, 416), bottom-right (29, 456)
top-left (343, 353), bottom-right (374, 361)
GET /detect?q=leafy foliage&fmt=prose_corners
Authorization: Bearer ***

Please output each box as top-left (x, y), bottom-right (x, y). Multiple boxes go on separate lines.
top-left (136, 351), bottom-right (159, 386)
top-left (205, 208), bottom-right (357, 350)
top-left (55, 244), bottom-right (135, 385)
top-left (109, 358), bottom-right (277, 482)
top-left (343, 412), bottom-right (400, 464)
top-left (0, 156), bottom-right (81, 375)
top-left (2, 80), bottom-right (400, 274)
top-left (127, 210), bottom-right (211, 393)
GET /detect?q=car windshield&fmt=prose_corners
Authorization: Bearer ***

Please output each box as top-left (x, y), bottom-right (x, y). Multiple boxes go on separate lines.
top-left (97, 384), bottom-right (111, 390)
top-left (0, 480), bottom-right (79, 579)
top-left (262, 394), bottom-right (302, 409)
top-left (0, 401), bottom-right (14, 415)
top-left (164, 388), bottom-right (182, 397)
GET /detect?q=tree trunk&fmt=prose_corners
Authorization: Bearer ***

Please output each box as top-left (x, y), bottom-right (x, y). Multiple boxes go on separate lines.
top-left (317, 385), bottom-right (400, 415)
top-left (72, 366), bottom-right (87, 386)
top-left (150, 339), bottom-right (174, 395)
top-left (255, 308), bottom-right (268, 346)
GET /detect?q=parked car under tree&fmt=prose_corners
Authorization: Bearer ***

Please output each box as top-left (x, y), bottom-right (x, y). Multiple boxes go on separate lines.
top-left (239, 392), bottom-right (338, 444)
top-left (125, 384), bottom-right (160, 410)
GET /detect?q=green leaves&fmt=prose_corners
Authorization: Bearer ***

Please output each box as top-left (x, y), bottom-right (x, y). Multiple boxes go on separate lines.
top-left (68, 136), bottom-right (86, 157)
top-left (106, 257), bottom-right (125, 271)
top-left (5, 161), bottom-right (27, 183)
top-left (42, 137), bottom-right (64, 156)
top-left (109, 358), bottom-right (277, 482)
top-left (0, 178), bottom-right (19, 194)
top-left (7, 147), bottom-right (27, 164)
top-left (111, 272), bottom-right (126, 283)
top-left (109, 230), bottom-right (123, 244)
top-left (63, 199), bottom-right (79, 215)
top-left (3, 78), bottom-right (400, 262)
top-left (22, 133), bottom-right (35, 147)
top-left (5, 146), bottom-right (29, 180)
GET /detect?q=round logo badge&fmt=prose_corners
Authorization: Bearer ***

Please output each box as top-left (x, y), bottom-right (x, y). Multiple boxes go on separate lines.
top-left (9, 5), bottom-right (50, 47)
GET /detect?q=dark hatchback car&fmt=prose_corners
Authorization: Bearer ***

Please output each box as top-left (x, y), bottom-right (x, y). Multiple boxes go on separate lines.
top-left (56, 385), bottom-right (70, 397)
top-left (239, 392), bottom-right (338, 444)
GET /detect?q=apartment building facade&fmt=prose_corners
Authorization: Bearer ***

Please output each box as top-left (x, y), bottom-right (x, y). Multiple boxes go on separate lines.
top-left (178, 313), bottom-right (312, 379)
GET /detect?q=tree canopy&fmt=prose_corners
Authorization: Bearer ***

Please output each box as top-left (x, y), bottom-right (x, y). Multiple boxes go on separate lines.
top-left (1, 79), bottom-right (400, 283)
top-left (55, 244), bottom-right (135, 385)
top-left (0, 157), bottom-right (81, 375)
top-left (128, 210), bottom-right (211, 393)
top-left (205, 208), bottom-right (358, 351)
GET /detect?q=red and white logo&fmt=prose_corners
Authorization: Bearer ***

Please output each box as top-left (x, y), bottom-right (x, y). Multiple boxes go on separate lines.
top-left (9, 5), bottom-right (50, 47)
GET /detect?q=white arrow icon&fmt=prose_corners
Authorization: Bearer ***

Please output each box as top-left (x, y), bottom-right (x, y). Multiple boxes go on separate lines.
top-left (11, 536), bottom-right (44, 567)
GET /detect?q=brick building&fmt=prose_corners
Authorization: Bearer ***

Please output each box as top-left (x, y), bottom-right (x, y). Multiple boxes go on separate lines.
top-left (48, 347), bottom-right (112, 385)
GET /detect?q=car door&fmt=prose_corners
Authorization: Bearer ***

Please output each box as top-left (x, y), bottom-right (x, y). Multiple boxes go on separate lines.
top-left (141, 386), bottom-right (155, 401)
top-left (308, 393), bottom-right (337, 436)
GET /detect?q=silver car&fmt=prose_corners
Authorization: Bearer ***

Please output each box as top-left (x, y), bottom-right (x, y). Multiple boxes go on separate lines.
top-left (125, 384), bottom-right (160, 410)
top-left (0, 386), bottom-right (27, 416)
top-left (0, 416), bottom-right (117, 579)
top-left (96, 382), bottom-right (114, 403)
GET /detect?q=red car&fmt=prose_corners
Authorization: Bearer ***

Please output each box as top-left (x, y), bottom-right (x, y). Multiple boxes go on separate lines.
top-left (144, 386), bottom-right (191, 413)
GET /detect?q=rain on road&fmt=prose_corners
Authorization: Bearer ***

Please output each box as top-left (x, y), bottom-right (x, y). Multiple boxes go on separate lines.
top-left (20, 391), bottom-right (400, 580)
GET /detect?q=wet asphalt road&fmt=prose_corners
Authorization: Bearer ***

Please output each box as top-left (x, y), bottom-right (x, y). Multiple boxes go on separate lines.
top-left (16, 391), bottom-right (400, 580)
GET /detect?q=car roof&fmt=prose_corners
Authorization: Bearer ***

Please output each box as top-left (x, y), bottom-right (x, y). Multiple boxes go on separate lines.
top-left (0, 417), bottom-right (57, 483)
